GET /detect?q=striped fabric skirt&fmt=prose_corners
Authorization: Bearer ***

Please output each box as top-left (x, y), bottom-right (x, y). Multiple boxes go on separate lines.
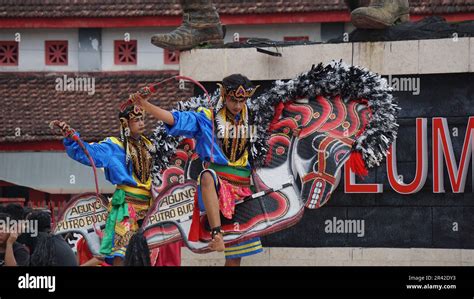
top-left (196, 164), bottom-right (263, 260)
top-left (224, 237), bottom-right (263, 260)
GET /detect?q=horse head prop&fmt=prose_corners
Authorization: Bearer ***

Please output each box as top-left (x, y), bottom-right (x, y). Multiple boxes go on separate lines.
top-left (142, 60), bottom-right (399, 253)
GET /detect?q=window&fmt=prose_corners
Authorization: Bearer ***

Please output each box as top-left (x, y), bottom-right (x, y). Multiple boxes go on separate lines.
top-left (284, 36), bottom-right (309, 42)
top-left (0, 41), bottom-right (19, 66)
top-left (114, 40), bottom-right (137, 65)
top-left (321, 22), bottom-right (345, 42)
top-left (45, 40), bottom-right (68, 65)
top-left (164, 49), bottom-right (180, 65)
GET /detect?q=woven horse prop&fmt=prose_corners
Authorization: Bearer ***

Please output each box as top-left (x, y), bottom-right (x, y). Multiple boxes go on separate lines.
top-left (53, 61), bottom-right (398, 255)
top-left (142, 60), bottom-right (399, 253)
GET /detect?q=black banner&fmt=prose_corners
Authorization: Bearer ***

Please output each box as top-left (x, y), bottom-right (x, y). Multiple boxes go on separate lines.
top-left (204, 73), bottom-right (474, 249)
top-left (0, 267), bottom-right (473, 298)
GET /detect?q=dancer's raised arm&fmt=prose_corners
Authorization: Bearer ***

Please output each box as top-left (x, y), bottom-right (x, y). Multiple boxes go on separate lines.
top-left (131, 93), bottom-right (174, 126)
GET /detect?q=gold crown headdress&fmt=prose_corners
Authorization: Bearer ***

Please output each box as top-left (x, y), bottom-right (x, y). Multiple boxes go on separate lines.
top-left (119, 104), bottom-right (146, 122)
top-left (217, 83), bottom-right (260, 99)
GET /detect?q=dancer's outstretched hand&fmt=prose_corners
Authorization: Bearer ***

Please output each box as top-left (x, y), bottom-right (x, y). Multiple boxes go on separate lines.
top-left (129, 86), bottom-right (152, 106)
top-left (49, 120), bottom-right (76, 138)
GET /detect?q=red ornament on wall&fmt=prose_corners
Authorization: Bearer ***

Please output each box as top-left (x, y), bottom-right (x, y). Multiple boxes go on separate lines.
top-left (45, 40), bottom-right (68, 65)
top-left (164, 49), bottom-right (180, 65)
top-left (114, 40), bottom-right (137, 65)
top-left (284, 36), bottom-right (309, 42)
top-left (0, 41), bottom-right (19, 66)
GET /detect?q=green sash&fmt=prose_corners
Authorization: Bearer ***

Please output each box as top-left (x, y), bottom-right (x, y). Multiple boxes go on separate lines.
top-left (99, 189), bottom-right (148, 256)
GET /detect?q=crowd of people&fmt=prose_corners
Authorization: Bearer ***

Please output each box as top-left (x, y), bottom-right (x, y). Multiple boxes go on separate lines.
top-left (0, 203), bottom-right (133, 267)
top-left (0, 203), bottom-right (182, 267)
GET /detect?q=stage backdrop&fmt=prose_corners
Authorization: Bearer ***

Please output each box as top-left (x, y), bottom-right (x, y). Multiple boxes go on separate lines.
top-left (201, 72), bottom-right (474, 249)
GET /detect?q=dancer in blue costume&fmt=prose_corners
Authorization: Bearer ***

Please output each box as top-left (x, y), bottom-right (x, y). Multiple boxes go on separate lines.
top-left (57, 105), bottom-right (156, 265)
top-left (133, 74), bottom-right (263, 266)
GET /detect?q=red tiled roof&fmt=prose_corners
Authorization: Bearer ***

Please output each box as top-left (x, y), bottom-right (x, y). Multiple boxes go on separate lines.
top-left (410, 0), bottom-right (474, 14)
top-left (0, 0), bottom-right (472, 18)
top-left (0, 71), bottom-right (194, 142)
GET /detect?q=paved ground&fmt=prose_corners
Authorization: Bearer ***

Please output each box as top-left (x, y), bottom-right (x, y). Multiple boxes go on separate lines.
top-left (181, 247), bottom-right (474, 266)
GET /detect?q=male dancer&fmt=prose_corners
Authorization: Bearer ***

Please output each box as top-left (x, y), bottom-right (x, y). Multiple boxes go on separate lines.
top-left (56, 105), bottom-right (180, 265)
top-left (133, 74), bottom-right (263, 266)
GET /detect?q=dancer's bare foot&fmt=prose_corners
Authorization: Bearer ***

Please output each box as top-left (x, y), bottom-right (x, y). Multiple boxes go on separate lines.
top-left (209, 233), bottom-right (225, 252)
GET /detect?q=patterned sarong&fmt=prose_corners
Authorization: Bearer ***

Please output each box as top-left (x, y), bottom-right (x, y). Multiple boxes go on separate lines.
top-left (189, 163), bottom-right (263, 259)
top-left (99, 187), bottom-right (151, 261)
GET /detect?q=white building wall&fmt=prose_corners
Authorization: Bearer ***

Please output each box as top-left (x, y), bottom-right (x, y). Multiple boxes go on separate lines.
top-left (101, 27), bottom-right (179, 72)
top-left (101, 24), bottom-right (324, 72)
top-left (0, 29), bottom-right (79, 72)
top-left (181, 37), bottom-right (474, 81)
top-left (0, 23), bottom-right (351, 72)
